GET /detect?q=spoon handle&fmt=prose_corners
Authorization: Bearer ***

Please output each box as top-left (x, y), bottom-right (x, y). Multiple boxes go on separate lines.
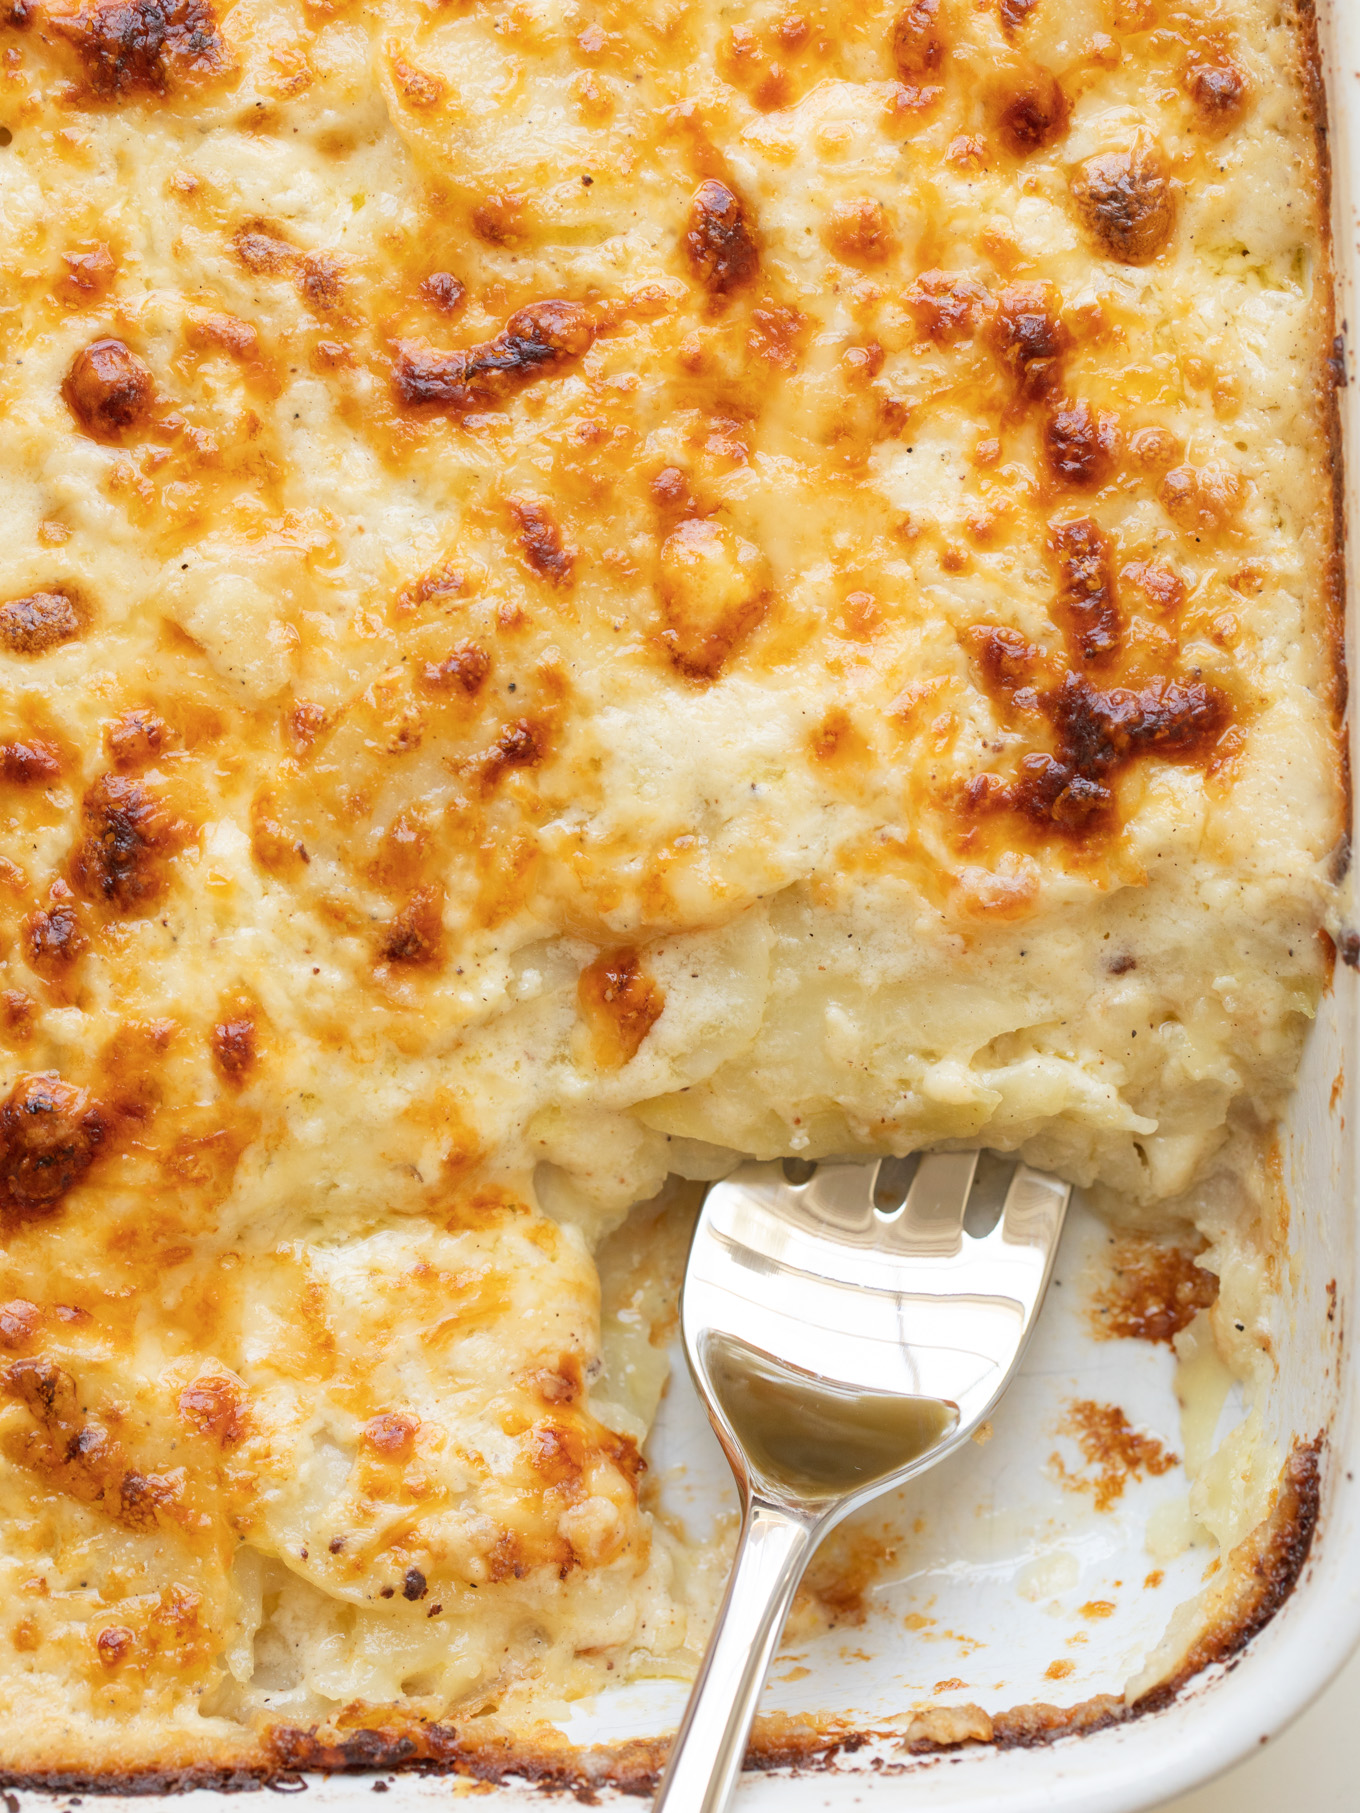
top-left (652, 1496), bottom-right (820, 1813)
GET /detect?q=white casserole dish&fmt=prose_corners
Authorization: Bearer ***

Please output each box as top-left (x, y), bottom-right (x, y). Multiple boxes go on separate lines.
top-left (41, 4), bottom-right (1358, 1809)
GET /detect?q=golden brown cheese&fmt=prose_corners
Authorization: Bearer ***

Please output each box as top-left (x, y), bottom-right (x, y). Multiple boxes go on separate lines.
top-left (0, 0), bottom-right (1343, 1776)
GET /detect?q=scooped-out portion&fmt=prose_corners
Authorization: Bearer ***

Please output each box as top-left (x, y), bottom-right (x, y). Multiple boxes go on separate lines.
top-left (0, 0), bottom-right (1342, 1781)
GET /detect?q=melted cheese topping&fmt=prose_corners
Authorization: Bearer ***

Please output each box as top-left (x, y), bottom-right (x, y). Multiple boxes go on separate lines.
top-left (0, 0), bottom-right (1341, 1770)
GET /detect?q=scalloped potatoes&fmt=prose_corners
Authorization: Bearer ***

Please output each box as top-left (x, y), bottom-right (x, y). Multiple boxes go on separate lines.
top-left (0, 0), bottom-right (1342, 1777)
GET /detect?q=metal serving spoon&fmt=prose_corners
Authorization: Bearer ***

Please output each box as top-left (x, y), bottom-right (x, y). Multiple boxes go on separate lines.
top-left (652, 1150), bottom-right (1072, 1813)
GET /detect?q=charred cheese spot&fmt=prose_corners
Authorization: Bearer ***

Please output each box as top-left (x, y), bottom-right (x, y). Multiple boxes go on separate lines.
top-left (470, 191), bottom-right (526, 248)
top-left (232, 222), bottom-right (348, 318)
top-left (907, 269), bottom-right (991, 342)
top-left (286, 699), bottom-right (329, 755)
top-left (70, 772), bottom-right (188, 913)
top-left (105, 707), bottom-right (171, 769)
top-left (890, 0), bottom-right (944, 79)
top-left (994, 68), bottom-right (1069, 157)
top-left (392, 300), bottom-right (595, 413)
top-left (1186, 59), bottom-right (1249, 129)
top-left (0, 1073), bottom-right (105, 1215)
top-left (49, 0), bottom-right (233, 99)
top-left (378, 884), bottom-right (444, 967)
top-left (992, 284), bottom-right (1069, 398)
top-left (389, 51), bottom-right (444, 109)
top-left (421, 271), bottom-right (465, 314)
top-left (523, 1418), bottom-right (588, 1493)
top-left (396, 559), bottom-right (477, 616)
top-left (960, 475), bottom-right (1241, 848)
top-left (176, 1373), bottom-right (247, 1443)
top-left (525, 1356), bottom-right (583, 1405)
top-left (1124, 559), bottom-right (1186, 616)
top-left (1071, 139), bottom-right (1177, 265)
top-left (999, 0), bottom-right (1040, 35)
top-left (1051, 517), bottom-right (1120, 664)
top-left (578, 949), bottom-right (664, 1067)
top-left (966, 671), bottom-right (1232, 837)
top-left (1044, 400), bottom-right (1120, 490)
top-left (298, 253), bottom-right (343, 316)
top-left (418, 640), bottom-right (490, 696)
top-left (965, 619), bottom-right (1234, 838)
top-left (5, 1353), bottom-right (184, 1529)
top-left (1021, 674), bottom-right (1230, 831)
top-left (210, 1010), bottom-right (256, 1086)
top-left (508, 496), bottom-right (575, 586)
top-left (23, 884), bottom-right (86, 975)
top-left (63, 338), bottom-right (155, 441)
top-left (5, 1356), bottom-right (79, 1429)
top-left (122, 1469), bottom-right (183, 1532)
top-left (684, 180), bottom-right (759, 297)
top-left (479, 718), bottom-right (546, 793)
top-left (362, 1412), bottom-right (418, 1460)
top-left (0, 589), bottom-right (83, 656)
top-left (824, 198), bottom-right (897, 265)
top-left (1090, 1235), bottom-right (1219, 1343)
top-left (187, 309), bottom-right (263, 367)
top-left (96, 1626), bottom-right (134, 1668)
top-left (232, 219), bottom-right (293, 275)
top-left (0, 739), bottom-right (60, 784)
top-left (656, 516), bottom-right (770, 681)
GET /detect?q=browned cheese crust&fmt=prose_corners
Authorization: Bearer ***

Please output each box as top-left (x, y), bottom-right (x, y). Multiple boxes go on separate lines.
top-left (0, 0), bottom-right (1343, 1780)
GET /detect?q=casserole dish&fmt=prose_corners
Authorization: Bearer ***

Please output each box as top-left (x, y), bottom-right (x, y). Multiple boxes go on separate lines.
top-left (0, 0), bottom-right (1352, 1804)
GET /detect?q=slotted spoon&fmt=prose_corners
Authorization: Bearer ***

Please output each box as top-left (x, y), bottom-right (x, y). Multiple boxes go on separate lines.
top-left (652, 1150), bottom-right (1072, 1812)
